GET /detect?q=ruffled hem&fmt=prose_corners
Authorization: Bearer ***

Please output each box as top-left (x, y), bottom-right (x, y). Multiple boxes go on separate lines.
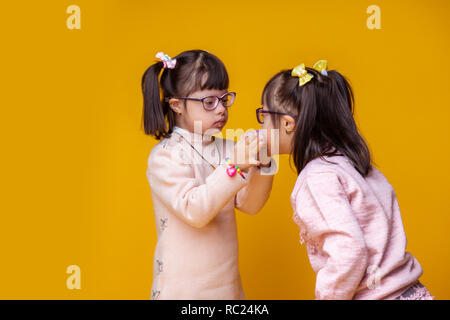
top-left (396, 282), bottom-right (435, 300)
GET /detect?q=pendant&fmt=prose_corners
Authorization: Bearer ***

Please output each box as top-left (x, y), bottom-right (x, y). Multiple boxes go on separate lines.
top-left (226, 166), bottom-right (237, 177)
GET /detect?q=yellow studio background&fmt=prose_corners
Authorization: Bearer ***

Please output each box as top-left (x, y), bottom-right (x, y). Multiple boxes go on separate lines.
top-left (0, 0), bottom-right (449, 299)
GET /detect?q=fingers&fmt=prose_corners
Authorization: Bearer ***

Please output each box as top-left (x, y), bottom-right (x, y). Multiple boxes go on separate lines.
top-left (248, 135), bottom-right (259, 150)
top-left (249, 134), bottom-right (264, 153)
top-left (234, 131), bottom-right (266, 169)
top-left (247, 136), bottom-right (261, 165)
top-left (246, 133), bottom-right (263, 152)
top-left (246, 133), bottom-right (257, 142)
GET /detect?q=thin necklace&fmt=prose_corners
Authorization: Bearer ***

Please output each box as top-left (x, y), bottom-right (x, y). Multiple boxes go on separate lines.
top-left (174, 132), bottom-right (221, 169)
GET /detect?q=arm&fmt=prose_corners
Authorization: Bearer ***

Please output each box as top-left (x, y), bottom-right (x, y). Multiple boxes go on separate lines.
top-left (296, 172), bottom-right (369, 300)
top-left (235, 158), bottom-right (277, 214)
top-left (147, 144), bottom-right (249, 228)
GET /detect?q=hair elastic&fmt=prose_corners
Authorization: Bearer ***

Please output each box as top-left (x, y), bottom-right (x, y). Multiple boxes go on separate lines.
top-left (155, 52), bottom-right (177, 69)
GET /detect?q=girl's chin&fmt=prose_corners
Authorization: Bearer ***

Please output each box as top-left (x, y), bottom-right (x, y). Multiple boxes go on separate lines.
top-left (204, 126), bottom-right (222, 135)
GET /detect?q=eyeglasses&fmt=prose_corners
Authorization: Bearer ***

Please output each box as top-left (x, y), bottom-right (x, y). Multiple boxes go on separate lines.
top-left (165, 92), bottom-right (236, 111)
top-left (256, 107), bottom-right (297, 124)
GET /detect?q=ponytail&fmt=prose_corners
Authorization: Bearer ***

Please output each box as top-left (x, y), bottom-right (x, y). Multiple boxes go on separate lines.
top-left (141, 61), bottom-right (175, 140)
top-left (325, 70), bottom-right (371, 176)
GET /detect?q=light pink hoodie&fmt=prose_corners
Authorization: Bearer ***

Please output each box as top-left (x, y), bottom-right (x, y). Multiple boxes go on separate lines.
top-left (146, 126), bottom-right (275, 300)
top-left (291, 154), bottom-right (424, 300)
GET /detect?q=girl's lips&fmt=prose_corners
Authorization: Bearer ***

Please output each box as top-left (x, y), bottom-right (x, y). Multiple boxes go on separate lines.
top-left (213, 120), bottom-right (226, 127)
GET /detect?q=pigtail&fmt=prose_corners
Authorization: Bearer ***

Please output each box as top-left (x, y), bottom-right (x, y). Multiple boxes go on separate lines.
top-left (142, 61), bottom-right (169, 140)
top-left (327, 70), bottom-right (355, 114)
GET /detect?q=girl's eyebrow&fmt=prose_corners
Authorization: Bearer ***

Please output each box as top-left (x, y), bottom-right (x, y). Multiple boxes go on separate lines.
top-left (199, 91), bottom-right (229, 98)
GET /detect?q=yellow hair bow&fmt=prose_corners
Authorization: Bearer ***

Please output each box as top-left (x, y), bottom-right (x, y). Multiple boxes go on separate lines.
top-left (291, 63), bottom-right (314, 87)
top-left (313, 59), bottom-right (328, 76)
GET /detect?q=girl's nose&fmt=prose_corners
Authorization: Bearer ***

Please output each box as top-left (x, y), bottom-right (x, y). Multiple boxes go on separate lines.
top-left (215, 102), bottom-right (226, 114)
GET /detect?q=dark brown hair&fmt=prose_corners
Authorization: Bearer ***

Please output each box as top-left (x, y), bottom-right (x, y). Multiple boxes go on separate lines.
top-left (141, 50), bottom-right (229, 139)
top-left (261, 66), bottom-right (372, 177)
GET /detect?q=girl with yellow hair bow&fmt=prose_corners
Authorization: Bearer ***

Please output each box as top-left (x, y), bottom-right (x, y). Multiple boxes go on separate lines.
top-left (255, 60), bottom-right (433, 300)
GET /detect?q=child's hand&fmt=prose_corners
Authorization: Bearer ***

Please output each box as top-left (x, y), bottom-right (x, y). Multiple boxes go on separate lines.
top-left (233, 133), bottom-right (264, 170)
top-left (241, 130), bottom-right (271, 167)
top-left (255, 130), bottom-right (271, 167)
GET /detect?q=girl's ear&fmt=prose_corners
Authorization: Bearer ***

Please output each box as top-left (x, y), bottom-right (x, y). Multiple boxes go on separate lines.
top-left (168, 98), bottom-right (183, 115)
top-left (281, 115), bottom-right (296, 134)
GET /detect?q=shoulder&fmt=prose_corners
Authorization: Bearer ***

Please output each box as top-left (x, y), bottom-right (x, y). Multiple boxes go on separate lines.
top-left (292, 156), bottom-right (355, 197)
top-left (300, 155), bottom-right (349, 180)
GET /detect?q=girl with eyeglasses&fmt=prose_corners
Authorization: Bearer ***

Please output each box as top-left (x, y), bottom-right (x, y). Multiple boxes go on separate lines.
top-left (258, 61), bottom-right (433, 300)
top-left (141, 50), bottom-right (276, 300)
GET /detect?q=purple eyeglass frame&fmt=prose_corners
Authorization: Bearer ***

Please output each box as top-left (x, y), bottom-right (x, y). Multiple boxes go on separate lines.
top-left (165, 92), bottom-right (236, 111)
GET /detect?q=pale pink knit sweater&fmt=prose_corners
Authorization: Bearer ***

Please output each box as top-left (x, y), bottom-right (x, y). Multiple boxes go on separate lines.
top-left (291, 155), bottom-right (424, 300)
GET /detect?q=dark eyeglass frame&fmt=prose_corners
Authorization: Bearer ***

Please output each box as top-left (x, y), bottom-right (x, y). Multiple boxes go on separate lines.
top-left (165, 92), bottom-right (236, 111)
top-left (256, 107), bottom-right (297, 124)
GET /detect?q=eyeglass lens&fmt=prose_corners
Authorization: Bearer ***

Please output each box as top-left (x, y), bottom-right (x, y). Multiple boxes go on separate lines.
top-left (203, 93), bottom-right (235, 110)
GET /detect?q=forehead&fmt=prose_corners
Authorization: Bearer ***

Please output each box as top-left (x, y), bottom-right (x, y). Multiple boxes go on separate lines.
top-left (189, 89), bottom-right (228, 98)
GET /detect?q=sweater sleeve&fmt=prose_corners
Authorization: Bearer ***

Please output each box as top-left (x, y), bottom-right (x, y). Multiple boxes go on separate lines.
top-left (147, 143), bottom-right (249, 228)
top-left (235, 157), bottom-right (276, 214)
top-left (295, 171), bottom-right (369, 300)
